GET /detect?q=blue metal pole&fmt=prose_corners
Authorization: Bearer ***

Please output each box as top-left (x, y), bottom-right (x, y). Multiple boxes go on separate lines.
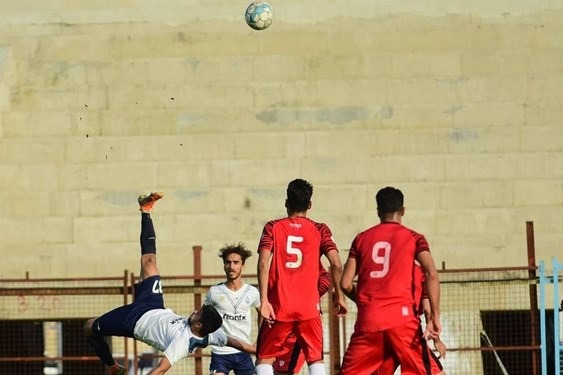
top-left (540, 260), bottom-right (548, 375)
top-left (553, 258), bottom-right (561, 375)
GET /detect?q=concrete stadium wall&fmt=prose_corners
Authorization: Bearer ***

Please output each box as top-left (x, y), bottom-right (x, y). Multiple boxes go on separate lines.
top-left (0, 0), bottom-right (562, 278)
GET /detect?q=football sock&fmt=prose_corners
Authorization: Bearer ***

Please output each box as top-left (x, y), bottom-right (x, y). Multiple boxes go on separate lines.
top-left (308, 363), bottom-right (326, 375)
top-left (140, 213), bottom-right (156, 255)
top-left (87, 335), bottom-right (115, 367)
top-left (255, 364), bottom-right (274, 375)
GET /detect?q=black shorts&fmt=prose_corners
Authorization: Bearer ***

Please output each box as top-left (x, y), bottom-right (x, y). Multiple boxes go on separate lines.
top-left (92, 275), bottom-right (165, 337)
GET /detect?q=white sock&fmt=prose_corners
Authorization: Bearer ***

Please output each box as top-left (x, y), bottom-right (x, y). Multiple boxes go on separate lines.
top-left (255, 364), bottom-right (274, 375)
top-left (308, 362), bottom-right (326, 375)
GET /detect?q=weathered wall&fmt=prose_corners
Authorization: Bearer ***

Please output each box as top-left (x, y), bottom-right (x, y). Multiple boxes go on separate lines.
top-left (1, 0), bottom-right (562, 278)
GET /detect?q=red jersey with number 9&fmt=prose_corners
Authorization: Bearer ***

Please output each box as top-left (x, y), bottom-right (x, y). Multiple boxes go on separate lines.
top-left (348, 221), bottom-right (430, 331)
top-left (258, 216), bottom-right (338, 322)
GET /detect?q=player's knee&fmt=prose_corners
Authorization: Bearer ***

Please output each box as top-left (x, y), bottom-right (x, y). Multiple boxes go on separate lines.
top-left (141, 254), bottom-right (158, 270)
top-left (141, 253), bottom-right (156, 265)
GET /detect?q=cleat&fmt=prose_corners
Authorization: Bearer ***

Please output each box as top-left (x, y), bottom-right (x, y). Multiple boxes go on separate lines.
top-left (138, 192), bottom-right (163, 212)
top-left (108, 364), bottom-right (127, 375)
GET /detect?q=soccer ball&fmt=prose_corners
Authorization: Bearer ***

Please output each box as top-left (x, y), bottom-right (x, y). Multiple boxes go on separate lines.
top-left (245, 1), bottom-right (274, 31)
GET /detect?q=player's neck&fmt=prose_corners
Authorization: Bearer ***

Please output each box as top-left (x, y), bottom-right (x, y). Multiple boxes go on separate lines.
top-left (380, 212), bottom-right (402, 224)
top-left (224, 278), bottom-right (244, 291)
top-left (287, 211), bottom-right (307, 218)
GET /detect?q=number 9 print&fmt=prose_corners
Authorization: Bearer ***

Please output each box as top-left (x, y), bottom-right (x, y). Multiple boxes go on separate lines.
top-left (370, 241), bottom-right (391, 278)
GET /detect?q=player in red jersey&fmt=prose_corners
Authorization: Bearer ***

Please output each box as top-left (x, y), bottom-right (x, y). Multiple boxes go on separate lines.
top-left (376, 264), bottom-right (446, 375)
top-left (273, 264), bottom-right (331, 375)
top-left (256, 178), bottom-right (347, 375)
top-left (340, 186), bottom-right (441, 375)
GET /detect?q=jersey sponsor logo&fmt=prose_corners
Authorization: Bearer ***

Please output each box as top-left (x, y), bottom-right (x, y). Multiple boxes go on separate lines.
top-left (289, 223), bottom-right (302, 228)
top-left (169, 317), bottom-right (183, 325)
top-left (222, 313), bottom-right (247, 321)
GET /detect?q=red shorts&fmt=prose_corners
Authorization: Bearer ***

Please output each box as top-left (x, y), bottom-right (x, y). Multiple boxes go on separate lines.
top-left (257, 316), bottom-right (323, 364)
top-left (376, 349), bottom-right (443, 375)
top-left (340, 318), bottom-right (436, 375)
top-left (272, 334), bottom-right (306, 374)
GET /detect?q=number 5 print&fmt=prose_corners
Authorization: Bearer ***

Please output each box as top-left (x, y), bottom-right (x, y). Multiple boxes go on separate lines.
top-left (286, 236), bottom-right (303, 269)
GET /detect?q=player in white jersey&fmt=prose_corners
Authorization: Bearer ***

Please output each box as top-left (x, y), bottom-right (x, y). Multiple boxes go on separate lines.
top-left (83, 193), bottom-right (255, 375)
top-left (205, 243), bottom-right (261, 375)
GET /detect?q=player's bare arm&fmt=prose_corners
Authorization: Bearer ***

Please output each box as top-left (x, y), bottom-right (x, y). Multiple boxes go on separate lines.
top-left (417, 250), bottom-right (441, 339)
top-left (326, 249), bottom-right (348, 316)
top-left (255, 306), bottom-right (264, 332)
top-left (147, 357), bottom-right (171, 375)
top-left (257, 249), bottom-right (276, 323)
top-left (421, 293), bottom-right (447, 358)
top-left (191, 330), bottom-right (256, 354)
top-left (227, 336), bottom-right (257, 354)
top-left (340, 257), bottom-right (357, 303)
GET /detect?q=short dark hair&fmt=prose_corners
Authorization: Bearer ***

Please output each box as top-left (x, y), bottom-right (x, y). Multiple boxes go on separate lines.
top-left (218, 242), bottom-right (253, 264)
top-left (376, 186), bottom-right (404, 216)
top-left (199, 305), bottom-right (223, 336)
top-left (286, 178), bottom-right (313, 212)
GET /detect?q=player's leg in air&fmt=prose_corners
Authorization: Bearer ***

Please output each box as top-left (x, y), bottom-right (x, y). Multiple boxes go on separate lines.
top-left (83, 192), bottom-right (163, 375)
top-left (136, 192), bottom-right (164, 281)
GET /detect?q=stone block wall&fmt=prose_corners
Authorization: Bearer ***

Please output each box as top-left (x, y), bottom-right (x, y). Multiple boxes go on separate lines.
top-left (0, 1), bottom-right (562, 277)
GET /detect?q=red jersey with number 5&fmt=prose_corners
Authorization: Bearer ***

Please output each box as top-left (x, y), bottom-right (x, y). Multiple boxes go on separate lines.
top-left (258, 216), bottom-right (338, 321)
top-left (348, 221), bottom-right (430, 331)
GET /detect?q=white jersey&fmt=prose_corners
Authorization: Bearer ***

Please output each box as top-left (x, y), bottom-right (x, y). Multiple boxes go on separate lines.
top-left (133, 308), bottom-right (195, 366)
top-left (204, 282), bottom-right (260, 354)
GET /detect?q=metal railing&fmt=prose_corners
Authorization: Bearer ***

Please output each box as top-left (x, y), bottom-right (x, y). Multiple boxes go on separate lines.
top-left (0, 247), bottom-right (551, 374)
